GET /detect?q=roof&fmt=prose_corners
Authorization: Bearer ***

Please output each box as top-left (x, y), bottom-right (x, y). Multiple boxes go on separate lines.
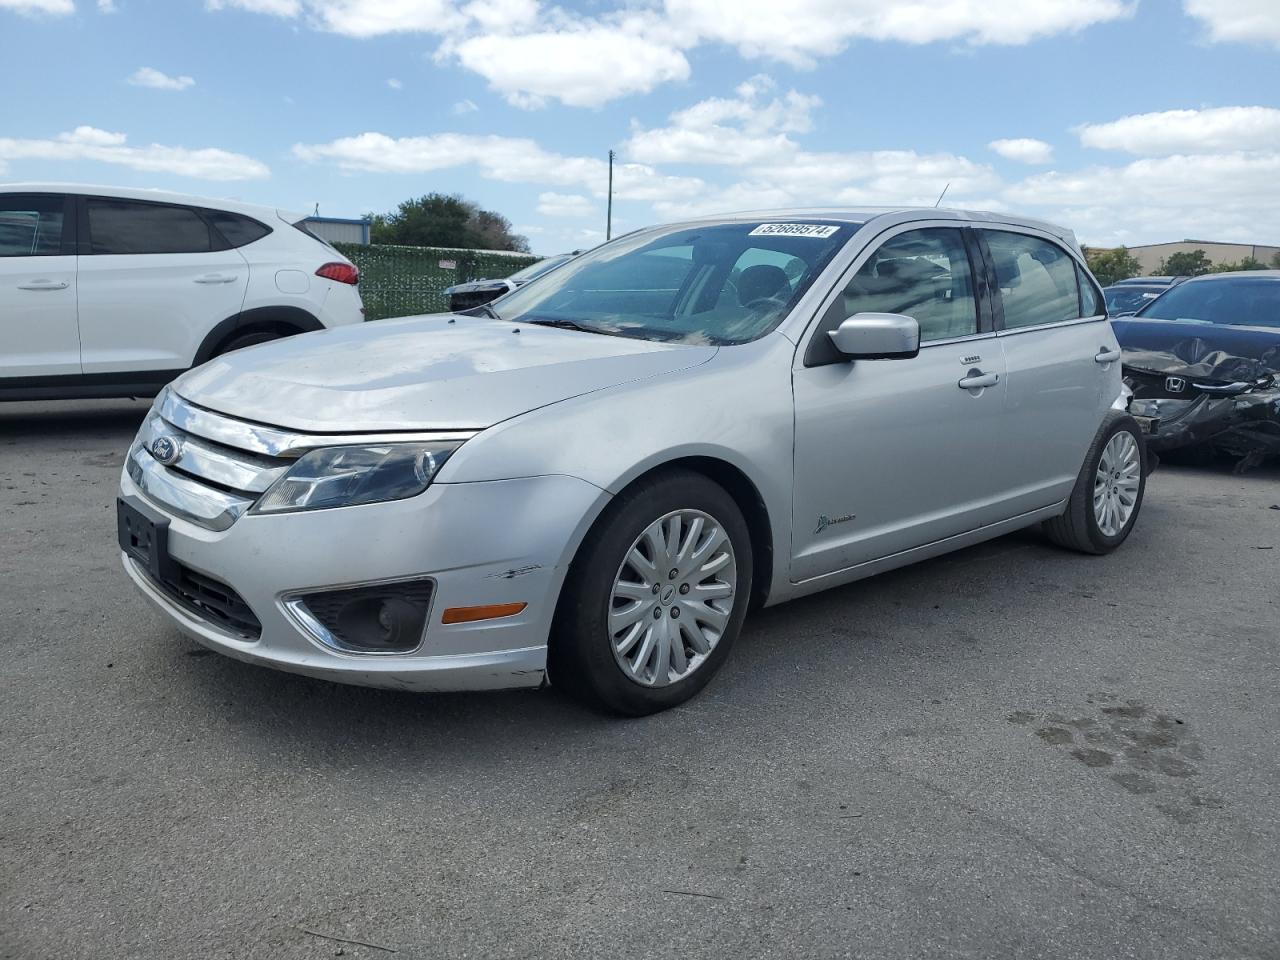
top-left (0, 181), bottom-right (303, 223)
top-left (665, 206), bottom-right (1080, 248)
top-left (1183, 270), bottom-right (1280, 282)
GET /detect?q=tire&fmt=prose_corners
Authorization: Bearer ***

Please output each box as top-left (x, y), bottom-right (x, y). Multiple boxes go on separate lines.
top-left (549, 470), bottom-right (753, 716)
top-left (215, 330), bottom-right (280, 356)
top-left (1043, 414), bottom-right (1147, 555)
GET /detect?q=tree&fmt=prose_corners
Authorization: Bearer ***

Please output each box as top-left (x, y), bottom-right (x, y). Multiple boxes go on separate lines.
top-left (367, 193), bottom-right (530, 252)
top-left (1209, 256), bottom-right (1267, 273)
top-left (1085, 246), bottom-right (1142, 286)
top-left (1271, 251), bottom-right (1280, 270)
top-left (1159, 249), bottom-right (1212, 276)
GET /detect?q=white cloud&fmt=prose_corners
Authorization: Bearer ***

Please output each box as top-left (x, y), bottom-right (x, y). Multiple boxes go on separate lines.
top-left (0, 0), bottom-right (73, 13)
top-left (1183, 0), bottom-right (1280, 47)
top-left (450, 20), bottom-right (690, 108)
top-left (452, 98), bottom-right (479, 114)
top-left (0, 126), bottom-right (270, 180)
top-left (98, 0), bottom-right (117, 11)
top-left (128, 67), bottom-right (196, 91)
top-left (461, 0), bottom-right (537, 33)
top-left (205, 0), bottom-right (301, 15)
top-left (662, 0), bottom-right (1136, 66)
top-left (386, 77), bottom-right (403, 89)
top-left (625, 75), bottom-right (821, 165)
top-left (292, 131), bottom-right (704, 201)
top-left (1078, 106), bottom-right (1280, 155)
top-left (536, 192), bottom-right (596, 218)
top-left (989, 138), bottom-right (1054, 164)
top-left (1005, 151), bottom-right (1280, 245)
top-left (307, 0), bottom-right (465, 36)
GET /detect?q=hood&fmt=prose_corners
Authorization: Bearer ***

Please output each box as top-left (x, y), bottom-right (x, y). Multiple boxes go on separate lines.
top-left (174, 314), bottom-right (717, 432)
top-left (1113, 317), bottom-right (1280, 382)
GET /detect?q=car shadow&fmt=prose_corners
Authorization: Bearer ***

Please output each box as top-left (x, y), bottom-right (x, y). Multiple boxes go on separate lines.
top-left (150, 525), bottom-right (1078, 773)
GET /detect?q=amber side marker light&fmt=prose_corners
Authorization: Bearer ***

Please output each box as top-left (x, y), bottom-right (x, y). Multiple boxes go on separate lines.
top-left (441, 602), bottom-right (528, 624)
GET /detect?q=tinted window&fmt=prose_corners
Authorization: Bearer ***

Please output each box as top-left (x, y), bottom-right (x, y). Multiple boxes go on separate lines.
top-left (87, 200), bottom-right (214, 255)
top-left (1137, 277), bottom-right (1280, 329)
top-left (985, 231), bottom-right (1080, 329)
top-left (205, 210), bottom-right (270, 248)
top-left (1078, 265), bottom-right (1103, 316)
top-left (0, 196), bottom-right (64, 257)
top-left (1104, 285), bottom-right (1163, 315)
top-left (840, 228), bottom-right (977, 342)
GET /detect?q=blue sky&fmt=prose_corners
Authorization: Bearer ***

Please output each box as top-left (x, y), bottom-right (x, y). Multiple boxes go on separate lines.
top-left (2, 0), bottom-right (1278, 253)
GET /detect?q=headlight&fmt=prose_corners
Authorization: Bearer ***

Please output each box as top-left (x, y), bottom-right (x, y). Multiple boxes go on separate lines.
top-left (254, 442), bottom-right (458, 514)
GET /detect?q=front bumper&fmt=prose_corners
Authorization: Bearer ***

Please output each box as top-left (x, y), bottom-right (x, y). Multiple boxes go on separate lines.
top-left (119, 469), bottom-right (606, 692)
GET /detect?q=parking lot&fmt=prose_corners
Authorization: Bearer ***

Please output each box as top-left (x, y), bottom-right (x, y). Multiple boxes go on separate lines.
top-left (2, 398), bottom-right (1278, 960)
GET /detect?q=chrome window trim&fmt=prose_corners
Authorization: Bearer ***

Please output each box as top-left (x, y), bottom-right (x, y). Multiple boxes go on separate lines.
top-left (161, 389), bottom-right (478, 457)
top-left (994, 315), bottom-right (1107, 337)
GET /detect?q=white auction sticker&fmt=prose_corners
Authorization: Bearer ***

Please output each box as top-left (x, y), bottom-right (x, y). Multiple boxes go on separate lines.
top-left (748, 223), bottom-right (840, 239)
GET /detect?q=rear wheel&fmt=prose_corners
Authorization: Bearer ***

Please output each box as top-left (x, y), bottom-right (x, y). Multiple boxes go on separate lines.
top-left (1043, 415), bottom-right (1147, 555)
top-left (550, 470), bottom-right (752, 716)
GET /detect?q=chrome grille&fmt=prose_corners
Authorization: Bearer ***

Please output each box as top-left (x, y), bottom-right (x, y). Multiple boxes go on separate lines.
top-left (127, 388), bottom-right (475, 531)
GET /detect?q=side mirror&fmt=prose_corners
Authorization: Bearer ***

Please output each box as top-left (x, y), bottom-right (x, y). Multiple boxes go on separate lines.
top-left (828, 313), bottom-right (920, 360)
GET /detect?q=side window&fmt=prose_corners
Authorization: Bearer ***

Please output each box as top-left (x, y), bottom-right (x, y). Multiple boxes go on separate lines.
top-left (841, 228), bottom-right (977, 342)
top-left (0, 196), bottom-right (64, 257)
top-left (985, 230), bottom-right (1080, 329)
top-left (87, 200), bottom-right (214, 255)
top-left (1077, 264), bottom-right (1103, 317)
top-left (204, 210), bottom-right (270, 248)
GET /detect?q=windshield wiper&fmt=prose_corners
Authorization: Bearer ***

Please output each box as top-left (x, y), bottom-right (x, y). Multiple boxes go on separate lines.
top-left (521, 317), bottom-right (602, 334)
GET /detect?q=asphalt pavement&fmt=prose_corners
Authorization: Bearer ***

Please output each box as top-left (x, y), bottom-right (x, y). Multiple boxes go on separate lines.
top-left (2, 399), bottom-right (1278, 960)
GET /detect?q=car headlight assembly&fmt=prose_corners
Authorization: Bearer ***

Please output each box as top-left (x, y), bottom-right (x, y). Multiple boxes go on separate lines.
top-left (254, 442), bottom-right (458, 515)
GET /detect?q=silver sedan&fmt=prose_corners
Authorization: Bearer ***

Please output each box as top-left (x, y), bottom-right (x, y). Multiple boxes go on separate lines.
top-left (118, 207), bottom-right (1145, 714)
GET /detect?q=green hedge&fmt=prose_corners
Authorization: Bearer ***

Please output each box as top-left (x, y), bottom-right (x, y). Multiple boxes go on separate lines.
top-left (333, 242), bottom-right (540, 321)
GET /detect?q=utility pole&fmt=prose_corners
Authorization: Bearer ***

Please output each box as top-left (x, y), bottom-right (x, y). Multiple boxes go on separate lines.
top-left (606, 149), bottom-right (614, 241)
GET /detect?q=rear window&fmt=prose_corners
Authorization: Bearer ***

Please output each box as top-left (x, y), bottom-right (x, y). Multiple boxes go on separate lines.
top-left (87, 199), bottom-right (215, 255)
top-left (984, 230), bottom-right (1081, 329)
top-left (205, 210), bottom-right (271, 248)
top-left (0, 195), bottom-right (63, 256)
top-left (292, 219), bottom-right (335, 250)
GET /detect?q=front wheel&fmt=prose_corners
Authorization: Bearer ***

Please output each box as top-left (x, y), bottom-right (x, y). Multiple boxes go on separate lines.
top-left (1043, 415), bottom-right (1147, 555)
top-left (550, 470), bottom-right (753, 716)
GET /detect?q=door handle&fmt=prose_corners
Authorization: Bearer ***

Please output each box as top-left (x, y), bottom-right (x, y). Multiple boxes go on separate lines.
top-left (17, 279), bottom-right (69, 290)
top-left (1094, 347), bottom-right (1122, 364)
top-left (958, 370), bottom-right (999, 390)
top-left (194, 274), bottom-right (237, 284)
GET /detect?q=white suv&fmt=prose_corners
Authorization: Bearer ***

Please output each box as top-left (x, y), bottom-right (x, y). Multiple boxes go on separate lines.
top-left (0, 184), bottom-right (364, 400)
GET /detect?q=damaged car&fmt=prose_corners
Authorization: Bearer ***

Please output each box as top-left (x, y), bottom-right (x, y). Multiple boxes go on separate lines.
top-left (1114, 271), bottom-right (1280, 470)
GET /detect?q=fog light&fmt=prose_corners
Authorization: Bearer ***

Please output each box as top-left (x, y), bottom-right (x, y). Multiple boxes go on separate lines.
top-left (287, 579), bottom-right (434, 654)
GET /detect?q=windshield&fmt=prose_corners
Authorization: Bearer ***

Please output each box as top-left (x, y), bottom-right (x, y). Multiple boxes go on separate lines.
top-left (491, 220), bottom-right (855, 344)
top-left (1136, 277), bottom-right (1280, 328)
top-left (506, 254), bottom-right (572, 284)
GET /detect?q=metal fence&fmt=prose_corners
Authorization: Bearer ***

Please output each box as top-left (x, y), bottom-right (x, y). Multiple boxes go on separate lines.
top-left (334, 242), bottom-right (539, 321)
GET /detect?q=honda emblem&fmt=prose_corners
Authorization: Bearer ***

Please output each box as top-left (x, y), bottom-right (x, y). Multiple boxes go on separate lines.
top-left (1164, 377), bottom-right (1187, 393)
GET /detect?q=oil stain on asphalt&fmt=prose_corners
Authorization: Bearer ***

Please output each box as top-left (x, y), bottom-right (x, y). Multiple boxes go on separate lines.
top-left (1008, 694), bottom-right (1224, 823)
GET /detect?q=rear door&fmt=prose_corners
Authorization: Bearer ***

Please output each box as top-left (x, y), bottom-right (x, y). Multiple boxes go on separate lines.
top-left (76, 197), bottom-right (249, 374)
top-left (790, 224), bottom-right (1007, 580)
top-left (0, 193), bottom-right (80, 378)
top-left (980, 228), bottom-right (1115, 514)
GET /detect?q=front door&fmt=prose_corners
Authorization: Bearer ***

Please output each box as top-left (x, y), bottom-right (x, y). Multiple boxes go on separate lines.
top-left (76, 197), bottom-right (249, 375)
top-left (0, 193), bottom-right (80, 378)
top-left (791, 225), bottom-right (1008, 582)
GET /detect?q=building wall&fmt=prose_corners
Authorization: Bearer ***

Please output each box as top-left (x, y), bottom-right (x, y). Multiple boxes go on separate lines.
top-left (303, 218), bottom-right (370, 245)
top-left (1125, 241), bottom-right (1280, 274)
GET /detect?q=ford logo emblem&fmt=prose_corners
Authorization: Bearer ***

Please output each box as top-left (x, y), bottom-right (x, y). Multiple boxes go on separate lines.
top-left (150, 435), bottom-right (183, 465)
